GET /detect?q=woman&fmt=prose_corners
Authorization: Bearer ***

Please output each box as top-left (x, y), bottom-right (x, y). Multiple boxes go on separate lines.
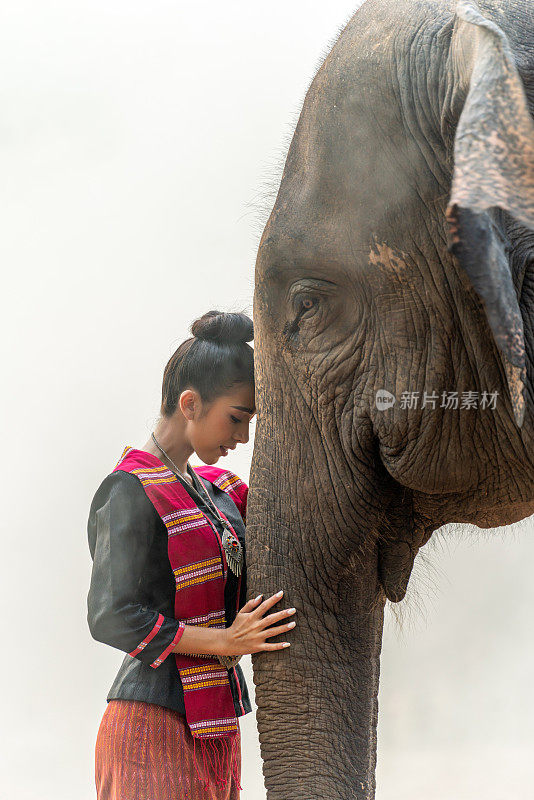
top-left (87, 310), bottom-right (297, 799)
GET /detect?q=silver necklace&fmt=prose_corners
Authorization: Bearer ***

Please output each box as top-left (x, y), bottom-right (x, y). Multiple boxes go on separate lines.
top-left (151, 432), bottom-right (193, 483)
top-left (151, 432), bottom-right (243, 576)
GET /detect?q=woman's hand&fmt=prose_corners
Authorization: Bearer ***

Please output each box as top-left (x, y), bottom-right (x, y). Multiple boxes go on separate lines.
top-left (222, 590), bottom-right (297, 656)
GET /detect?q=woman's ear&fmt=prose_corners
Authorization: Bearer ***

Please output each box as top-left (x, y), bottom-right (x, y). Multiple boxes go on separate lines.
top-left (178, 389), bottom-right (197, 421)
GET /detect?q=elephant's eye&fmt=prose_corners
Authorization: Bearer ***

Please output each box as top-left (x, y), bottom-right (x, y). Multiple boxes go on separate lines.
top-left (283, 293), bottom-right (320, 341)
top-left (294, 294), bottom-right (319, 318)
top-left (284, 278), bottom-right (337, 343)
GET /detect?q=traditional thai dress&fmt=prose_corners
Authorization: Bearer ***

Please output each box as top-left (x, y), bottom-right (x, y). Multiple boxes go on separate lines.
top-left (87, 446), bottom-right (251, 799)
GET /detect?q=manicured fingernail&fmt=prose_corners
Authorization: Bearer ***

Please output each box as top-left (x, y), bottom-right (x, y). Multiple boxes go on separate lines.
top-left (283, 642), bottom-right (290, 647)
top-left (288, 621), bottom-right (296, 628)
top-left (254, 594), bottom-right (263, 601)
top-left (276, 590), bottom-right (283, 597)
top-left (287, 608), bottom-right (296, 614)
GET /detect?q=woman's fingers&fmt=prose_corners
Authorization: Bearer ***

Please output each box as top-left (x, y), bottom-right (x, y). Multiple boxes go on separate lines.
top-left (259, 607), bottom-right (297, 627)
top-left (234, 592), bottom-right (296, 655)
top-left (240, 594), bottom-right (264, 612)
top-left (262, 621), bottom-right (296, 639)
top-left (260, 641), bottom-right (291, 651)
top-left (252, 590), bottom-right (286, 618)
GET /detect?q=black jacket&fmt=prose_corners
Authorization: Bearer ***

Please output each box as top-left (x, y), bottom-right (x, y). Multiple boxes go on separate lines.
top-left (87, 468), bottom-right (251, 716)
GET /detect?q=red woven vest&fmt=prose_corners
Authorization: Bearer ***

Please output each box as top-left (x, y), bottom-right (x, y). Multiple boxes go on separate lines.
top-left (113, 446), bottom-right (248, 791)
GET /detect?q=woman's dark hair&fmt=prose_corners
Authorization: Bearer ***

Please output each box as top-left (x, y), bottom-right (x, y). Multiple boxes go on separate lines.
top-left (161, 310), bottom-right (254, 416)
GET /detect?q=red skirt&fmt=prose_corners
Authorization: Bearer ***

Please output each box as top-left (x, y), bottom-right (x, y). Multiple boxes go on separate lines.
top-left (95, 700), bottom-right (242, 800)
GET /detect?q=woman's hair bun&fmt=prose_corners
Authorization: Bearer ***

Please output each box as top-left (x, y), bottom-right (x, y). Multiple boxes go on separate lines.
top-left (191, 310), bottom-right (253, 345)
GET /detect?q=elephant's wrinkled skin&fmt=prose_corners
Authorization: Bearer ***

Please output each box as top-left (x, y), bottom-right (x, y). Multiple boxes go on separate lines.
top-left (247, 1), bottom-right (534, 798)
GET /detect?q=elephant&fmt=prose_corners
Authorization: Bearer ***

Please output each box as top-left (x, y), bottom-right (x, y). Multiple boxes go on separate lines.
top-left (246, 0), bottom-right (534, 798)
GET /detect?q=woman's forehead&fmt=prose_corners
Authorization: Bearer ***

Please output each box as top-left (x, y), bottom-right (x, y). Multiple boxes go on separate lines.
top-left (231, 404), bottom-right (255, 415)
top-left (223, 385), bottom-right (255, 414)
top-left (214, 382), bottom-right (255, 411)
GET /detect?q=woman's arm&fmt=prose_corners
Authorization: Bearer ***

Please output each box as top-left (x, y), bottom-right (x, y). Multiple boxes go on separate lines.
top-left (172, 624), bottom-right (231, 656)
top-left (87, 472), bottom-right (186, 669)
top-left (173, 592), bottom-right (297, 657)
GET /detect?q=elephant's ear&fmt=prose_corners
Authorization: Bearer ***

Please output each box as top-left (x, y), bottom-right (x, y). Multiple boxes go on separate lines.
top-left (446, 0), bottom-right (534, 428)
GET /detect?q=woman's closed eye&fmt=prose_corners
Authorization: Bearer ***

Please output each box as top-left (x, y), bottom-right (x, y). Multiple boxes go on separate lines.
top-left (230, 415), bottom-right (241, 424)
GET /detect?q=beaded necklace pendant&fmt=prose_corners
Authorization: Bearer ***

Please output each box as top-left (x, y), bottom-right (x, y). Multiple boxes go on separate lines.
top-left (187, 466), bottom-right (244, 577)
top-left (220, 522), bottom-right (243, 577)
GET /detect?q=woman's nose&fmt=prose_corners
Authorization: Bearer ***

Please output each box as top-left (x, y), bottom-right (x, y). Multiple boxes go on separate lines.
top-left (235, 424), bottom-right (249, 445)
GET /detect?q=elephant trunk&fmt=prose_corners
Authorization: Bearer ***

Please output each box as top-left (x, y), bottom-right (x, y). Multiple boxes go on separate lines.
top-left (247, 444), bottom-right (385, 800)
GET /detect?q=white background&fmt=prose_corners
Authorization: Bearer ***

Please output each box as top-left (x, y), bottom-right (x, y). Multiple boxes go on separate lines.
top-left (1, 2), bottom-right (533, 798)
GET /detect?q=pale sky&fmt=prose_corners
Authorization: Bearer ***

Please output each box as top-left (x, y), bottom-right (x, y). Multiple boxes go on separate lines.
top-left (1, 2), bottom-right (533, 799)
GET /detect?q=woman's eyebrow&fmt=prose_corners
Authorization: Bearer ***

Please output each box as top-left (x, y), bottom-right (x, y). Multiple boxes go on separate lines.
top-left (231, 405), bottom-right (255, 414)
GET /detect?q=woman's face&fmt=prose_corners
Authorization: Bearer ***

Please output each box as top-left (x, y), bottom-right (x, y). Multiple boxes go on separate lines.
top-left (188, 382), bottom-right (256, 464)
